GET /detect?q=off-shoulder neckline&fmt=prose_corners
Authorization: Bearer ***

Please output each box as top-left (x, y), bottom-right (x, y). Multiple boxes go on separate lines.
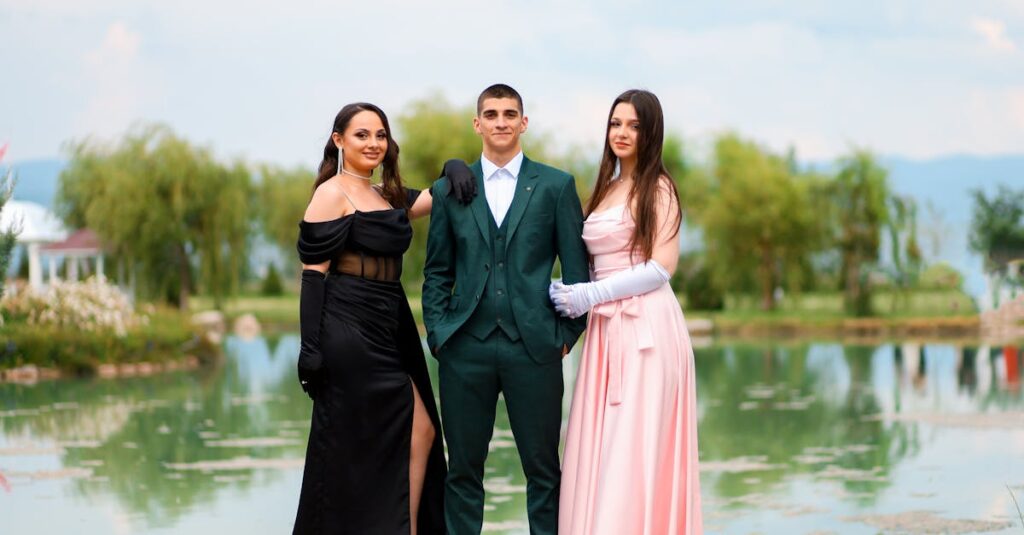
top-left (301, 208), bottom-right (405, 226)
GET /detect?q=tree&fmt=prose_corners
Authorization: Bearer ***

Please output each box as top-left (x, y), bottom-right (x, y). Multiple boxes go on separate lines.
top-left (698, 134), bottom-right (825, 310)
top-left (969, 185), bottom-right (1024, 303)
top-left (57, 124), bottom-right (253, 310)
top-left (830, 151), bottom-right (891, 316)
top-left (969, 184), bottom-right (1024, 273)
top-left (393, 94), bottom-right (482, 292)
top-left (254, 164), bottom-right (312, 268)
top-left (0, 167), bottom-right (17, 294)
top-left (885, 195), bottom-right (922, 312)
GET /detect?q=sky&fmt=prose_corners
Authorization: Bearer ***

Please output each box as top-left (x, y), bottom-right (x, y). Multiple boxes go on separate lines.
top-left (1, 0), bottom-right (1023, 168)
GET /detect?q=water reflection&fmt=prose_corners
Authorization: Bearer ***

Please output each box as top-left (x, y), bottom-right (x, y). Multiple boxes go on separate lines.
top-left (1, 338), bottom-right (1022, 533)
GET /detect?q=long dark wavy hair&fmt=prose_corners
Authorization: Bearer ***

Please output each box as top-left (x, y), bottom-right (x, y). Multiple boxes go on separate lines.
top-left (313, 102), bottom-right (408, 208)
top-left (585, 89), bottom-right (682, 262)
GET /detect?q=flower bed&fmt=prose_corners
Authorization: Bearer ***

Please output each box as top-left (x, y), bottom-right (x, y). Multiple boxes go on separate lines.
top-left (0, 279), bottom-right (218, 376)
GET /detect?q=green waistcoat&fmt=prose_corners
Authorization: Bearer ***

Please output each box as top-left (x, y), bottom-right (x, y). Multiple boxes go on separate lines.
top-left (422, 156), bottom-right (590, 364)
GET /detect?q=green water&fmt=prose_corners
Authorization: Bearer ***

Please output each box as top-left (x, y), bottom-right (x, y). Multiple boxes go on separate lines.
top-left (1, 336), bottom-right (1022, 533)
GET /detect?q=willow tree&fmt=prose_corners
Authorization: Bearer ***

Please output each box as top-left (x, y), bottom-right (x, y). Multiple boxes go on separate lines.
top-left (886, 195), bottom-right (922, 312)
top-left (57, 124), bottom-right (252, 310)
top-left (699, 134), bottom-right (825, 310)
top-left (255, 164), bottom-right (312, 267)
top-left (831, 151), bottom-right (890, 316)
top-left (394, 94), bottom-right (484, 292)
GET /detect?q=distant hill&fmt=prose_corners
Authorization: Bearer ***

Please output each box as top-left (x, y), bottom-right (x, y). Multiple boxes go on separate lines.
top-left (2, 158), bottom-right (65, 208)
top-left (5, 155), bottom-right (1022, 297)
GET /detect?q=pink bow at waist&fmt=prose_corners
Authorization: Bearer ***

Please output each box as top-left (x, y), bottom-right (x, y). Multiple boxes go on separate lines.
top-left (591, 295), bottom-right (654, 405)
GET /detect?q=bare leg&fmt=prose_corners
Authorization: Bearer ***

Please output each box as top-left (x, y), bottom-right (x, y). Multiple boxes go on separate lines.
top-left (409, 380), bottom-right (435, 535)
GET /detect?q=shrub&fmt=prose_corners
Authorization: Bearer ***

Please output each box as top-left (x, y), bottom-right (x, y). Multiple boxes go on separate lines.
top-left (260, 263), bottom-right (284, 296)
top-left (1, 277), bottom-right (146, 336)
top-left (672, 255), bottom-right (725, 311)
top-left (1, 318), bottom-right (196, 372)
top-left (918, 262), bottom-right (964, 291)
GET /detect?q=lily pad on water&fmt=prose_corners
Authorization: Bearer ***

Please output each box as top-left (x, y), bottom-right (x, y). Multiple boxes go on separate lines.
top-left (842, 510), bottom-right (1014, 534)
top-left (481, 520), bottom-right (527, 531)
top-left (163, 456), bottom-right (304, 471)
top-left (862, 411), bottom-right (1024, 429)
top-left (700, 456), bottom-right (782, 473)
top-left (204, 437), bottom-right (302, 448)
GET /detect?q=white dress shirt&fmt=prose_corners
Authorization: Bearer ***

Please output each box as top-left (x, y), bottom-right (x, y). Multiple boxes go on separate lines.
top-left (480, 151), bottom-right (523, 226)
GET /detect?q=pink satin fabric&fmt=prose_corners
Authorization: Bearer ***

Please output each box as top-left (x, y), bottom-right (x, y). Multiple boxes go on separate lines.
top-left (559, 204), bottom-right (702, 534)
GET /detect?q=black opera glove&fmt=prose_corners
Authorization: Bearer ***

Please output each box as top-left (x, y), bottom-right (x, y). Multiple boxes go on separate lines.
top-left (441, 159), bottom-right (477, 205)
top-left (298, 269), bottom-right (327, 400)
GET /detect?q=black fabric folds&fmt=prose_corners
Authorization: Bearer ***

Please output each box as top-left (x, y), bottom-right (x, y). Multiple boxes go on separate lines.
top-left (292, 186), bottom-right (445, 534)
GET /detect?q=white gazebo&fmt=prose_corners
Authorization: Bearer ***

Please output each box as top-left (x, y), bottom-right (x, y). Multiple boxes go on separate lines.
top-left (0, 199), bottom-right (68, 289)
top-left (41, 229), bottom-right (106, 282)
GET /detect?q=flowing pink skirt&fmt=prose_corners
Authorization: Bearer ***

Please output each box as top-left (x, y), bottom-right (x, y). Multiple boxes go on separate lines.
top-left (559, 284), bottom-right (702, 534)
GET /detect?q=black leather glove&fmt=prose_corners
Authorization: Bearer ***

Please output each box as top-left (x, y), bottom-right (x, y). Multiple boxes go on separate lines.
top-left (441, 159), bottom-right (477, 205)
top-left (298, 269), bottom-right (326, 400)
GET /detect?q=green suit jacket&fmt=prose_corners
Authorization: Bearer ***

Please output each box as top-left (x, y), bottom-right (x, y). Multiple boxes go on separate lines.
top-left (422, 156), bottom-right (590, 364)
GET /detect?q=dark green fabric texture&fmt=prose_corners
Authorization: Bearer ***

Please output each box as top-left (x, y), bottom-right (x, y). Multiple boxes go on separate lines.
top-left (459, 207), bottom-right (520, 341)
top-left (438, 330), bottom-right (563, 534)
top-left (422, 156), bottom-right (590, 364)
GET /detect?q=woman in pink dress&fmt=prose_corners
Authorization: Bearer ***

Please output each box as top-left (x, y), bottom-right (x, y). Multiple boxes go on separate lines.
top-left (549, 89), bottom-right (702, 534)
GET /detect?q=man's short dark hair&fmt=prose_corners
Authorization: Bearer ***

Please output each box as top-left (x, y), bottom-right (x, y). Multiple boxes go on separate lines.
top-left (477, 84), bottom-right (524, 115)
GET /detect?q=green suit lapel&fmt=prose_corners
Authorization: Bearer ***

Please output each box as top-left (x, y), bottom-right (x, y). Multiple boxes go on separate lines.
top-left (467, 160), bottom-right (491, 246)
top-left (503, 156), bottom-right (540, 251)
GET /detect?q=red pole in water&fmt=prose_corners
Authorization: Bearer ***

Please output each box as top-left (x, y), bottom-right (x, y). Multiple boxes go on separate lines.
top-left (1005, 346), bottom-right (1020, 384)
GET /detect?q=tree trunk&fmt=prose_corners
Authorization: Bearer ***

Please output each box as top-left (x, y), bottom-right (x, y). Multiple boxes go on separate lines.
top-left (177, 243), bottom-right (191, 312)
top-left (759, 247), bottom-right (775, 311)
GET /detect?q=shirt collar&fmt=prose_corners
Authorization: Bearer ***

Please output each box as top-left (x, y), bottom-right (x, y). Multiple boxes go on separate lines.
top-left (481, 151), bottom-right (524, 181)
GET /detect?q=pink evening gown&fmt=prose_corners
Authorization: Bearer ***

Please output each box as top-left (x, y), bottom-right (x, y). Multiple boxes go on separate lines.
top-left (559, 203), bottom-right (702, 535)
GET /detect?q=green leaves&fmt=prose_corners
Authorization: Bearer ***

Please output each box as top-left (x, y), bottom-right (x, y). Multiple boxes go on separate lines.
top-left (56, 124), bottom-right (253, 310)
top-left (695, 134), bottom-right (826, 310)
top-left (830, 151), bottom-right (892, 315)
top-left (969, 185), bottom-right (1024, 273)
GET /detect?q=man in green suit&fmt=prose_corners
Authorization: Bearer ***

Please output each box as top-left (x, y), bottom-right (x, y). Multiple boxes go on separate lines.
top-left (423, 84), bottom-right (590, 534)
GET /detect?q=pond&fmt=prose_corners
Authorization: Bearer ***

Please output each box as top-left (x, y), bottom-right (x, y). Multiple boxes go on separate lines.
top-left (1, 336), bottom-right (1022, 534)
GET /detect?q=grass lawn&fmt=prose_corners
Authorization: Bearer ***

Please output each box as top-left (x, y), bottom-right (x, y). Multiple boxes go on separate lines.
top-left (190, 294), bottom-right (300, 325)
top-left (708, 289), bottom-right (975, 319)
top-left (193, 289), bottom-right (978, 338)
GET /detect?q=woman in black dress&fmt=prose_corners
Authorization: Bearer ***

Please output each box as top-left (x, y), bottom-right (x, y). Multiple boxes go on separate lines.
top-left (294, 102), bottom-right (474, 534)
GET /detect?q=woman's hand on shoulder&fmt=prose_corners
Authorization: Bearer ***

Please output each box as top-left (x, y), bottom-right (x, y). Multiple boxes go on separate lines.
top-left (303, 180), bottom-right (352, 223)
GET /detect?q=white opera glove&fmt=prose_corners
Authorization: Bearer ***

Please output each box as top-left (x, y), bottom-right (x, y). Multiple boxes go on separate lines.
top-left (548, 260), bottom-right (671, 318)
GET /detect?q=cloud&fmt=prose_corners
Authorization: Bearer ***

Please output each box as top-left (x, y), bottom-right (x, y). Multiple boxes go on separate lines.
top-left (87, 21), bottom-right (140, 61)
top-left (76, 22), bottom-right (155, 139)
top-left (5, 2), bottom-right (1024, 164)
top-left (971, 17), bottom-right (1016, 52)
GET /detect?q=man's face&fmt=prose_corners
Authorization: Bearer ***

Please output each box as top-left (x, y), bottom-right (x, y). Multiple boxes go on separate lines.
top-left (473, 97), bottom-right (528, 154)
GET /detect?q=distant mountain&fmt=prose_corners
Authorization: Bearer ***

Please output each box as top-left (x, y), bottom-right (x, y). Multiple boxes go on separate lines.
top-left (883, 154), bottom-right (1023, 219)
top-left (2, 158), bottom-right (64, 208)
top-left (804, 154), bottom-right (1023, 297)
top-left (882, 154), bottom-right (1023, 297)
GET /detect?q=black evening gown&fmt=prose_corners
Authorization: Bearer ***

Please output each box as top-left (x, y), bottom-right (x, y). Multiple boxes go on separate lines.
top-left (294, 189), bottom-right (446, 534)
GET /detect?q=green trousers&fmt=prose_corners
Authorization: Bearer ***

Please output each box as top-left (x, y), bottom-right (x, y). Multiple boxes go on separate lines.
top-left (438, 329), bottom-right (564, 535)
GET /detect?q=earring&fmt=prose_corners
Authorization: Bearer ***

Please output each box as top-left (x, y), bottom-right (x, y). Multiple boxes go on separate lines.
top-left (336, 148), bottom-right (343, 176)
